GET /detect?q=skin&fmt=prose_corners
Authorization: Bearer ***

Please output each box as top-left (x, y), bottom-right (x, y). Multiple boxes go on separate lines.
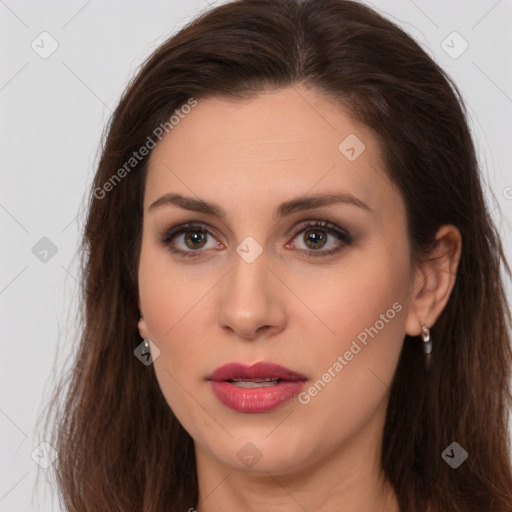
top-left (137, 86), bottom-right (462, 512)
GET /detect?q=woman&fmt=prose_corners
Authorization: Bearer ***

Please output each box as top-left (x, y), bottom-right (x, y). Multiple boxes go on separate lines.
top-left (41, 0), bottom-right (512, 510)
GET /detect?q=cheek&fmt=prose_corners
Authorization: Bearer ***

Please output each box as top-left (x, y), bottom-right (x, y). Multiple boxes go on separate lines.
top-left (294, 241), bottom-right (410, 419)
top-left (299, 239), bottom-right (410, 342)
top-left (138, 248), bottom-right (216, 428)
top-left (137, 235), bottom-right (223, 372)
top-left (138, 234), bottom-right (215, 339)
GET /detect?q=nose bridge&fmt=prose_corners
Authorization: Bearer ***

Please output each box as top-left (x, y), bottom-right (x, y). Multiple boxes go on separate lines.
top-left (217, 246), bottom-right (286, 339)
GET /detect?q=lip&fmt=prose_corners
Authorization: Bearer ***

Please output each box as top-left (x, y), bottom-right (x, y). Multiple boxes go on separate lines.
top-left (207, 362), bottom-right (307, 413)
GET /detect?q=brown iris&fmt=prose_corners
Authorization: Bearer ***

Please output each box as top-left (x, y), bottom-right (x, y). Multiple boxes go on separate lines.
top-left (184, 231), bottom-right (207, 249)
top-left (303, 229), bottom-right (327, 249)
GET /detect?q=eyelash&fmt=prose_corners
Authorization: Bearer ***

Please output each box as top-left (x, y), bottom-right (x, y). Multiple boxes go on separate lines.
top-left (158, 220), bottom-right (354, 259)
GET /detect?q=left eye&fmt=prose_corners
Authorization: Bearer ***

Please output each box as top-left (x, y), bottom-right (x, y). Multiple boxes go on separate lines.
top-left (287, 221), bottom-right (352, 255)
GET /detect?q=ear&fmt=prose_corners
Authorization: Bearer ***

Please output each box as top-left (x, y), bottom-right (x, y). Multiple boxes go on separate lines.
top-left (405, 225), bottom-right (462, 336)
top-left (137, 295), bottom-right (150, 339)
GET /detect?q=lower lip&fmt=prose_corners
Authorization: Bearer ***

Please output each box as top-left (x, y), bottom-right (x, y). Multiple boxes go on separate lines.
top-left (209, 380), bottom-right (306, 413)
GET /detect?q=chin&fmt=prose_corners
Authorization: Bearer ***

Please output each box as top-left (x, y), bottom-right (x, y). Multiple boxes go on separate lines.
top-left (198, 426), bottom-right (320, 476)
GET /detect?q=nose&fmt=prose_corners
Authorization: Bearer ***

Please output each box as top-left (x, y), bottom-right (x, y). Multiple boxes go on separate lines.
top-left (217, 249), bottom-right (287, 341)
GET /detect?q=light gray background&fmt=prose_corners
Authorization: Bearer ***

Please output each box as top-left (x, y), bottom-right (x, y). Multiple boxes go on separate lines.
top-left (1, 1), bottom-right (511, 510)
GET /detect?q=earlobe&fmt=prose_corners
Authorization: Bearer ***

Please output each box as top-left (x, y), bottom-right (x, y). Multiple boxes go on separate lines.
top-left (138, 314), bottom-right (149, 340)
top-left (137, 294), bottom-right (148, 338)
top-left (405, 224), bottom-right (462, 336)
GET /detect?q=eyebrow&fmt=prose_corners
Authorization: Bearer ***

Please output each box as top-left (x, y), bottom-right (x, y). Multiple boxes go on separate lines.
top-left (148, 192), bottom-right (372, 218)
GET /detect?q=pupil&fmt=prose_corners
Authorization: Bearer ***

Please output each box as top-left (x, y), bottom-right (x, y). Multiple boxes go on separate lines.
top-left (305, 230), bottom-right (326, 249)
top-left (185, 231), bottom-right (206, 249)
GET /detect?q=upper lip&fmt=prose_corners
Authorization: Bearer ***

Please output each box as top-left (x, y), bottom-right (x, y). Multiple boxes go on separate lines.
top-left (207, 362), bottom-right (307, 382)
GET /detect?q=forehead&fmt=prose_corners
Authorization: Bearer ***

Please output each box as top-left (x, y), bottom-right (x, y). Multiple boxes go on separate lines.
top-left (144, 86), bottom-right (398, 219)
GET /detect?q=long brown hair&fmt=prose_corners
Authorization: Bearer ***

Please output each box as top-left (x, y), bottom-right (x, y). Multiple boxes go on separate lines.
top-left (39, 1), bottom-right (512, 510)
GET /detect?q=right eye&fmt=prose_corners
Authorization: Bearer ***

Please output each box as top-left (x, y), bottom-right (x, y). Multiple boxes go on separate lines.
top-left (159, 222), bottom-right (224, 258)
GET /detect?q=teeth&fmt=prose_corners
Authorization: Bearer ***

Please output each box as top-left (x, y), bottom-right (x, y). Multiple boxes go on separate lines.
top-left (231, 377), bottom-right (277, 382)
top-left (230, 379), bottom-right (280, 388)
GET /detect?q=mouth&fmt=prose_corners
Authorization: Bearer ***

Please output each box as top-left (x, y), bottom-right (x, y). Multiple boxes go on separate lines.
top-left (207, 362), bottom-right (307, 413)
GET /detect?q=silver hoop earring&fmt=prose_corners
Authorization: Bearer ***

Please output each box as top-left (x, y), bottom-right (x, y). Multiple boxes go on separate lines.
top-left (421, 323), bottom-right (432, 370)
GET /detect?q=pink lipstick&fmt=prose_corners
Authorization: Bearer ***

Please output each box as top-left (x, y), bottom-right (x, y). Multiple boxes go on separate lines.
top-left (207, 362), bottom-right (307, 413)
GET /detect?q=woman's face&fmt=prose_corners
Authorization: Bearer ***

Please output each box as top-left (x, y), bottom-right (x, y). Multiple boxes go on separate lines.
top-left (138, 86), bottom-right (418, 476)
